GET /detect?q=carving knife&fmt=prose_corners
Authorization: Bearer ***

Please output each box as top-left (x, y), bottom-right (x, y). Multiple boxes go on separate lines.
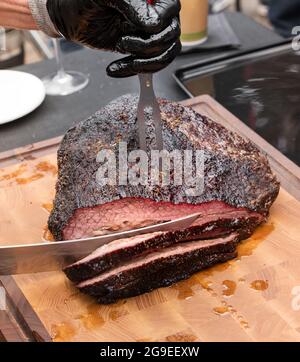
top-left (0, 213), bottom-right (200, 275)
top-left (137, 73), bottom-right (164, 151)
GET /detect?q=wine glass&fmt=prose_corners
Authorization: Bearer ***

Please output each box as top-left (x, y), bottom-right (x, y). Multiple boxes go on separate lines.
top-left (42, 39), bottom-right (89, 96)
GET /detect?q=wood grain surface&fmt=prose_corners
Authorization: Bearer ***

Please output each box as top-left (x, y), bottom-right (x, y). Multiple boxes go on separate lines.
top-left (0, 311), bottom-right (25, 342)
top-left (0, 96), bottom-right (299, 342)
top-left (0, 276), bottom-right (52, 342)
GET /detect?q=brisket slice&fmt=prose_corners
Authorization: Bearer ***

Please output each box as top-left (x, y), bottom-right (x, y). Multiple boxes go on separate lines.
top-left (48, 95), bottom-right (280, 241)
top-left (62, 199), bottom-right (262, 241)
top-left (96, 253), bottom-right (236, 304)
top-left (64, 212), bottom-right (262, 283)
top-left (77, 233), bottom-right (239, 304)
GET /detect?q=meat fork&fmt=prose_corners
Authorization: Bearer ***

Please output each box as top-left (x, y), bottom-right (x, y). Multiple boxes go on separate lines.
top-left (137, 73), bottom-right (164, 152)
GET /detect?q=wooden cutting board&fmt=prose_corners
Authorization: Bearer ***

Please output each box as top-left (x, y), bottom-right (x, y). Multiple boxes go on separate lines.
top-left (0, 95), bottom-right (300, 342)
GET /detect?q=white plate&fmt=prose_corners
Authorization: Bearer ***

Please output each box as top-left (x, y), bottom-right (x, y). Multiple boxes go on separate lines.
top-left (0, 70), bottom-right (45, 125)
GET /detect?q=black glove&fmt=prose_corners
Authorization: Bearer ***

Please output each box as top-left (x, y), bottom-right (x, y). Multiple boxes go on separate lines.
top-left (46, 0), bottom-right (181, 77)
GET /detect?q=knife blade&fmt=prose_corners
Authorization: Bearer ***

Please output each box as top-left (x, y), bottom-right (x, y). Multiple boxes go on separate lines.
top-left (0, 213), bottom-right (200, 275)
top-left (137, 73), bottom-right (164, 152)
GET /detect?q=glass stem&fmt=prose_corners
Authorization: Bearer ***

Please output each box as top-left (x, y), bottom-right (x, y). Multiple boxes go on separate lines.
top-left (53, 39), bottom-right (66, 78)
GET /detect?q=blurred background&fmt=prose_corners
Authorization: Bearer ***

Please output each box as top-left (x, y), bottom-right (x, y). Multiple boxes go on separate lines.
top-left (0, 0), bottom-right (273, 69)
top-left (1, 0), bottom-right (299, 165)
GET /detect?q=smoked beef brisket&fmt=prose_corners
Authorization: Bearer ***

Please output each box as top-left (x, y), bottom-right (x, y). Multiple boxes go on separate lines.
top-left (77, 233), bottom-right (239, 304)
top-left (49, 95), bottom-right (279, 241)
top-left (48, 95), bottom-right (280, 303)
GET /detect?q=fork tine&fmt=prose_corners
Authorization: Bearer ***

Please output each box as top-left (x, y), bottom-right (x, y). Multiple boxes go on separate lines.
top-left (137, 89), bottom-right (147, 151)
top-left (151, 97), bottom-right (164, 151)
top-left (137, 73), bottom-right (164, 152)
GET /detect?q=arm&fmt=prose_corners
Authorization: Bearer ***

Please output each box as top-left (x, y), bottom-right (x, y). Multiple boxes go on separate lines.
top-left (0, 0), bottom-right (37, 29)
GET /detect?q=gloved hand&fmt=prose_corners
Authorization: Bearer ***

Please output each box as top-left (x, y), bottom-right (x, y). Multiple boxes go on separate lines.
top-left (29, 0), bottom-right (181, 77)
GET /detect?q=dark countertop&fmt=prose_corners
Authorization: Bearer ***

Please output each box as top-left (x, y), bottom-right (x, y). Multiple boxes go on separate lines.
top-left (0, 12), bottom-right (283, 153)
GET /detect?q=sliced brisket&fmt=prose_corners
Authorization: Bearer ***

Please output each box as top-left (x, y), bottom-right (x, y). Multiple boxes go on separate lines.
top-left (77, 233), bottom-right (239, 304)
top-left (95, 252), bottom-right (236, 304)
top-left (64, 212), bottom-right (262, 283)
